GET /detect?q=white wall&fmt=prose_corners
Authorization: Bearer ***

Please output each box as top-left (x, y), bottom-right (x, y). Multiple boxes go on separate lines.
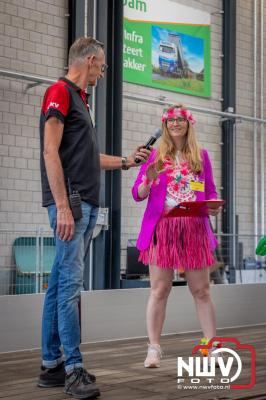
top-left (0, 0), bottom-right (68, 233)
top-left (0, 0), bottom-right (265, 274)
top-left (0, 0), bottom-right (68, 285)
top-left (1, 284), bottom-right (266, 352)
top-left (235, 1), bottom-right (266, 255)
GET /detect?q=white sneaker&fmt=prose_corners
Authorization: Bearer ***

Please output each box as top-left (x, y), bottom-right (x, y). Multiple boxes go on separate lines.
top-left (144, 344), bottom-right (162, 368)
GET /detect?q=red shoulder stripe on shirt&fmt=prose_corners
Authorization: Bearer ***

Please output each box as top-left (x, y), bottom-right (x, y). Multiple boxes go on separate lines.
top-left (42, 80), bottom-right (70, 117)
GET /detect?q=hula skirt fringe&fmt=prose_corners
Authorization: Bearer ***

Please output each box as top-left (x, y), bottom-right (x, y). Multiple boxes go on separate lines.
top-left (139, 216), bottom-right (215, 270)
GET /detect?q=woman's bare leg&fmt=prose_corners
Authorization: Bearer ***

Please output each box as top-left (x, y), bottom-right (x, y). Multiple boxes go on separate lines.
top-left (146, 265), bottom-right (173, 344)
top-left (186, 268), bottom-right (216, 339)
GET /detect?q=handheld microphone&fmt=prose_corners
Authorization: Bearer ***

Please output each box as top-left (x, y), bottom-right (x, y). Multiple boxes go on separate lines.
top-left (135, 128), bottom-right (162, 164)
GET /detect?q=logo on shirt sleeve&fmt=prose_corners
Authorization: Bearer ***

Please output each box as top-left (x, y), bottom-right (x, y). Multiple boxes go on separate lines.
top-left (48, 102), bottom-right (59, 109)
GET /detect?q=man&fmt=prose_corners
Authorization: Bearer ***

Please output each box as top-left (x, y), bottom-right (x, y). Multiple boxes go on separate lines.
top-left (38, 37), bottom-right (150, 399)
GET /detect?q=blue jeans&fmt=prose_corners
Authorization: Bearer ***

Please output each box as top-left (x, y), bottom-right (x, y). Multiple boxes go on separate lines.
top-left (41, 201), bottom-right (99, 374)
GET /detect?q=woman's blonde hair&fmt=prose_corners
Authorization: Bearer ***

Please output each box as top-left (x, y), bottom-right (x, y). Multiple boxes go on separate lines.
top-left (155, 104), bottom-right (202, 173)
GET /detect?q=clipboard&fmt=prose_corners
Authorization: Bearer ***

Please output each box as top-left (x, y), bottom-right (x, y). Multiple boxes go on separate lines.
top-left (165, 199), bottom-right (225, 217)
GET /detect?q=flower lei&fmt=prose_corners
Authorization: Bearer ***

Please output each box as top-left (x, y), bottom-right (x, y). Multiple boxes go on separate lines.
top-left (199, 337), bottom-right (222, 356)
top-left (163, 157), bottom-right (190, 191)
top-left (142, 174), bottom-right (160, 187)
top-left (161, 107), bottom-right (196, 125)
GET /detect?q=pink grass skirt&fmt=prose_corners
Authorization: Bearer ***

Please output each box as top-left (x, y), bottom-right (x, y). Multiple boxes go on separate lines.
top-left (139, 216), bottom-right (215, 270)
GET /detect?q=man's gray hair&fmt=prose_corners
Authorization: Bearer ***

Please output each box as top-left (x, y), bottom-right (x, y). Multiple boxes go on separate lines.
top-left (68, 37), bottom-right (104, 66)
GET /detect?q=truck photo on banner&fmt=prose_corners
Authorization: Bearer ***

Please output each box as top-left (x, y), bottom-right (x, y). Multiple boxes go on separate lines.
top-left (123, 0), bottom-right (211, 98)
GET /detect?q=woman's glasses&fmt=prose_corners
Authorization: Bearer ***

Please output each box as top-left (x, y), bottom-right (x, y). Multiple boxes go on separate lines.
top-left (167, 117), bottom-right (187, 124)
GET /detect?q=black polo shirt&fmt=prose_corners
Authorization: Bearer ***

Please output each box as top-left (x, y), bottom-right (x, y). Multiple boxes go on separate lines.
top-left (40, 77), bottom-right (101, 207)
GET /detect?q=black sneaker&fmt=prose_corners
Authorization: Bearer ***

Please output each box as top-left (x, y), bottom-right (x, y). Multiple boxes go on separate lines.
top-left (64, 367), bottom-right (100, 399)
top-left (38, 362), bottom-right (65, 388)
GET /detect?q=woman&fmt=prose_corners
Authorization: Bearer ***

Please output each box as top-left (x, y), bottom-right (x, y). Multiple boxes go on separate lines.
top-left (132, 104), bottom-right (222, 368)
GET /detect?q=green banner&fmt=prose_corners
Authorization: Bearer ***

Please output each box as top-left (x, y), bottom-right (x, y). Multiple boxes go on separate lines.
top-left (123, 1), bottom-right (211, 98)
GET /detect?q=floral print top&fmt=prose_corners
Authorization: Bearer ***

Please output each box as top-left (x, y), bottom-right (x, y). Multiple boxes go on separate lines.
top-left (164, 154), bottom-right (197, 212)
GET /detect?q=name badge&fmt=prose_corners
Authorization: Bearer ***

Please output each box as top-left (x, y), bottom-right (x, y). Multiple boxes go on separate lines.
top-left (190, 180), bottom-right (205, 192)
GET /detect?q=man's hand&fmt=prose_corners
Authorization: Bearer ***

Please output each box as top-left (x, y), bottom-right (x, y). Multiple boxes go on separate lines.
top-left (56, 206), bottom-right (75, 241)
top-left (127, 145), bottom-right (151, 167)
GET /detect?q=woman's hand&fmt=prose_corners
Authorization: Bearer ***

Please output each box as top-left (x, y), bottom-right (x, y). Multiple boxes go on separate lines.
top-left (208, 207), bottom-right (222, 216)
top-left (137, 162), bottom-right (167, 199)
top-left (145, 162), bottom-right (166, 182)
top-left (207, 199), bottom-right (222, 216)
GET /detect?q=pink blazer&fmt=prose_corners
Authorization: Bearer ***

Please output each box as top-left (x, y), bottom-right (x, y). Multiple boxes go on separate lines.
top-left (132, 149), bottom-right (218, 251)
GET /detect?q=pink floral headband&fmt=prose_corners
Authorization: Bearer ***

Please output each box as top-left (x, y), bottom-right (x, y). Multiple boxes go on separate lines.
top-left (161, 107), bottom-right (196, 125)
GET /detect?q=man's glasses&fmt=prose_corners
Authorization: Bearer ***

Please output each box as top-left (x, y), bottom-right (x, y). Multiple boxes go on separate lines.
top-left (167, 117), bottom-right (186, 124)
top-left (101, 63), bottom-right (108, 73)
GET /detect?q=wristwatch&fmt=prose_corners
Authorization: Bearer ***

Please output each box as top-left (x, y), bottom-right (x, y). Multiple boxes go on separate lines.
top-left (121, 156), bottom-right (129, 170)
